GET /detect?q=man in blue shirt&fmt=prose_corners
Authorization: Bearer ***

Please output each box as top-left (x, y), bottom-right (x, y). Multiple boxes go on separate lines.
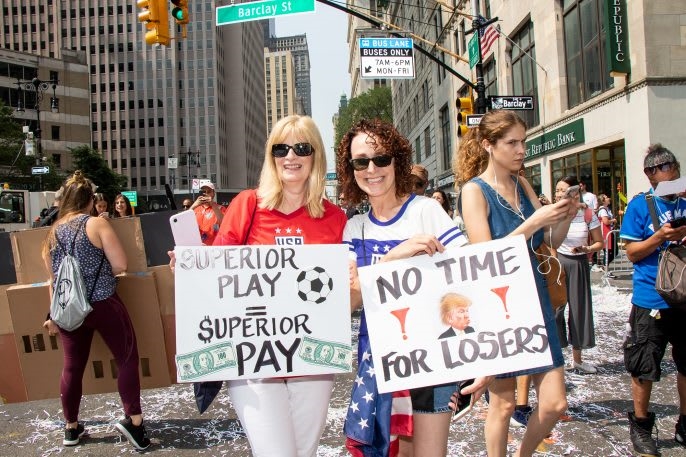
top-left (620, 144), bottom-right (686, 457)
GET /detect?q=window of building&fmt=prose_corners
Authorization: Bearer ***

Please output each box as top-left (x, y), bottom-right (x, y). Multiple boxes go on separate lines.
top-left (523, 164), bottom-right (542, 196)
top-left (562, 0), bottom-right (613, 108)
top-left (51, 126), bottom-right (60, 140)
top-left (439, 104), bottom-right (451, 173)
top-left (483, 58), bottom-right (497, 97)
top-left (510, 20), bottom-right (540, 128)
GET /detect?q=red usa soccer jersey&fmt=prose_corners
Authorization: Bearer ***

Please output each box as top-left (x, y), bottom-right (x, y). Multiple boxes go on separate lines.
top-left (214, 189), bottom-right (347, 246)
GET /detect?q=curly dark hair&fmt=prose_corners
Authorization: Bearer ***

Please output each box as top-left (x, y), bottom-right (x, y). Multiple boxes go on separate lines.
top-left (336, 119), bottom-right (414, 206)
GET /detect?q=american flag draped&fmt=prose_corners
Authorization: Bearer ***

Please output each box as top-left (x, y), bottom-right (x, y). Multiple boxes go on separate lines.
top-left (479, 22), bottom-right (500, 57)
top-left (344, 343), bottom-right (412, 456)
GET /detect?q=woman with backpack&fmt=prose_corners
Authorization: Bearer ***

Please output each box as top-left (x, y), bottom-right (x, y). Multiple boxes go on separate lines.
top-left (42, 171), bottom-right (150, 450)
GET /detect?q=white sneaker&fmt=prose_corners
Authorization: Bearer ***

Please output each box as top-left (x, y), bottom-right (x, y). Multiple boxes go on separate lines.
top-left (572, 361), bottom-right (598, 374)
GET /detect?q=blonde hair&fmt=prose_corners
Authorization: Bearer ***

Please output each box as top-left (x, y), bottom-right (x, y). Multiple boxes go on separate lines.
top-left (453, 110), bottom-right (527, 188)
top-left (42, 170), bottom-right (95, 259)
top-left (439, 292), bottom-right (472, 325)
top-left (258, 115), bottom-right (327, 218)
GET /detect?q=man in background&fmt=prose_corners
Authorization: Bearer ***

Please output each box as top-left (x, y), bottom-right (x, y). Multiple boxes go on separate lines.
top-left (620, 144), bottom-right (686, 457)
top-left (182, 198), bottom-right (193, 210)
top-left (411, 164), bottom-right (429, 195)
top-left (190, 182), bottom-right (225, 245)
top-left (339, 193), bottom-right (359, 220)
top-left (580, 180), bottom-right (598, 212)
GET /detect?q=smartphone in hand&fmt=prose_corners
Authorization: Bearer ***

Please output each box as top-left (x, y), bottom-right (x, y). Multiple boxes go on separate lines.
top-left (670, 217), bottom-right (686, 228)
top-left (452, 379), bottom-right (475, 421)
top-left (169, 210), bottom-right (202, 246)
top-left (563, 185), bottom-right (580, 199)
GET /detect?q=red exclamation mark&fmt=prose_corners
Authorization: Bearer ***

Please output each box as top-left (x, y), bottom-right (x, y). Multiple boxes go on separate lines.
top-left (390, 307), bottom-right (409, 340)
top-left (491, 286), bottom-right (510, 319)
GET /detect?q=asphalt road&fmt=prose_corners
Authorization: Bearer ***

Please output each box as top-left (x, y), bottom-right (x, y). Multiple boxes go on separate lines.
top-left (1, 270), bottom-right (684, 456)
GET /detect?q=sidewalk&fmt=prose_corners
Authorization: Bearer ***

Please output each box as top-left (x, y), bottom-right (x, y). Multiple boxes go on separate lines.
top-left (1, 273), bottom-right (684, 456)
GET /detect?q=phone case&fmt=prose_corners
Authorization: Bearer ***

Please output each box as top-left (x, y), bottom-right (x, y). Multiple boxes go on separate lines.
top-left (169, 210), bottom-right (202, 246)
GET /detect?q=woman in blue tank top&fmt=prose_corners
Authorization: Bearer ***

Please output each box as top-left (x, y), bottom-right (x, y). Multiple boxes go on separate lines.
top-left (454, 110), bottom-right (577, 457)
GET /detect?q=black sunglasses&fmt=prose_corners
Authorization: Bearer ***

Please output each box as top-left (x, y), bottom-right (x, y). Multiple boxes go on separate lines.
top-left (271, 143), bottom-right (313, 158)
top-left (349, 154), bottom-right (393, 171)
top-left (644, 162), bottom-right (674, 175)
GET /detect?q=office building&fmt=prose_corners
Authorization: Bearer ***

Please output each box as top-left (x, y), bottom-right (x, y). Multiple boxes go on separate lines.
top-left (348, 0), bottom-right (686, 212)
top-left (1, 0), bottom-right (266, 199)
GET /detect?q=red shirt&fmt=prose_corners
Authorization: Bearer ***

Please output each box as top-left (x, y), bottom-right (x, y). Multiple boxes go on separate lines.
top-left (214, 189), bottom-right (346, 247)
top-left (194, 203), bottom-right (227, 245)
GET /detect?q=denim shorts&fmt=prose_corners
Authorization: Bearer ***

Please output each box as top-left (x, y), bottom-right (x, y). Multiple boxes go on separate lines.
top-left (409, 381), bottom-right (459, 413)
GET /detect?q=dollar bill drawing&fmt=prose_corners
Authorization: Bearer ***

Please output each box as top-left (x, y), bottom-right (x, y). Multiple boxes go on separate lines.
top-left (299, 336), bottom-right (352, 371)
top-left (176, 341), bottom-right (237, 381)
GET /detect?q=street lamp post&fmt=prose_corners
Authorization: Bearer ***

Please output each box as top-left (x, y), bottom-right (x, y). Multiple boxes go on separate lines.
top-left (16, 76), bottom-right (59, 191)
top-left (182, 147), bottom-right (201, 198)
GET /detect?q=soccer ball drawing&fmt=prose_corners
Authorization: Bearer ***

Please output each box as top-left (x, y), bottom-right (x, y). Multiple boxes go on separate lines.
top-left (296, 266), bottom-right (333, 304)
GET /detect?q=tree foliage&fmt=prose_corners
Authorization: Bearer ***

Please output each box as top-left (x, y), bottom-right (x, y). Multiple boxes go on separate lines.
top-left (0, 99), bottom-right (32, 182)
top-left (334, 86), bottom-right (393, 147)
top-left (69, 145), bottom-right (128, 200)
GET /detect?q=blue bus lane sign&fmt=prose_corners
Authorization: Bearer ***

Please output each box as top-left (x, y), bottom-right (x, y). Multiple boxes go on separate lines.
top-left (359, 38), bottom-right (415, 79)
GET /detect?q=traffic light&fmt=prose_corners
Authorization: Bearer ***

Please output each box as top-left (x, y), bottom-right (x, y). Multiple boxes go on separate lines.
top-left (456, 96), bottom-right (474, 137)
top-left (171, 0), bottom-right (190, 31)
top-left (137, 0), bottom-right (170, 46)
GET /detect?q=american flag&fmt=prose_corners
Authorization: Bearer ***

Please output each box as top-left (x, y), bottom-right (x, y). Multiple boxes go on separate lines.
top-left (344, 348), bottom-right (412, 456)
top-left (480, 23), bottom-right (500, 57)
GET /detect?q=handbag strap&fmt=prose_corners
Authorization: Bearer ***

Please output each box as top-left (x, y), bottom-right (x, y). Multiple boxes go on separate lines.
top-left (645, 193), bottom-right (661, 231)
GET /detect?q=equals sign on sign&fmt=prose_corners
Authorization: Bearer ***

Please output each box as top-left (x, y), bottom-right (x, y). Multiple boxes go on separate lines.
top-left (245, 306), bottom-right (267, 317)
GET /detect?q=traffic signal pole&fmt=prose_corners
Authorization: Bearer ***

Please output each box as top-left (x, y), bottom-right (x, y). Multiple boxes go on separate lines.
top-left (468, 3), bottom-right (498, 115)
top-left (316, 0), bottom-right (476, 90)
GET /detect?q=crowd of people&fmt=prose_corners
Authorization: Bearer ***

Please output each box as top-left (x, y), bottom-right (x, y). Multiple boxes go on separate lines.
top-left (39, 112), bottom-right (684, 457)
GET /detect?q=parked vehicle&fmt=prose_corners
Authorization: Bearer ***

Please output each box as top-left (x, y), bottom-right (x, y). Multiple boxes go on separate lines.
top-left (0, 189), bottom-right (56, 232)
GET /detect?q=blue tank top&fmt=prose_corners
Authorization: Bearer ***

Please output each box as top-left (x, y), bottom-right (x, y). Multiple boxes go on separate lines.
top-left (460, 176), bottom-right (544, 255)
top-left (51, 214), bottom-right (116, 301)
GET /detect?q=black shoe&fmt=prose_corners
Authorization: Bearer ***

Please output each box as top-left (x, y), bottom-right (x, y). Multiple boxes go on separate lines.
top-left (115, 416), bottom-right (151, 450)
top-left (63, 423), bottom-right (86, 446)
top-left (676, 415), bottom-right (686, 447)
top-left (628, 411), bottom-right (660, 457)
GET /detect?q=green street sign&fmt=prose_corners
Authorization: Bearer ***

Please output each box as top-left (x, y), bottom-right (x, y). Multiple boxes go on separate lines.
top-left (216, 0), bottom-right (315, 26)
top-left (121, 190), bottom-right (138, 207)
top-left (468, 33), bottom-right (480, 69)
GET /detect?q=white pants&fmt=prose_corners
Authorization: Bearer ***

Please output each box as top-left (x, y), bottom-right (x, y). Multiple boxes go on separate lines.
top-left (227, 374), bottom-right (334, 457)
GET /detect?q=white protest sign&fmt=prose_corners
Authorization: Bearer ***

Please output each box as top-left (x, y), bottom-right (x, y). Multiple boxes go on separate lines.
top-left (654, 176), bottom-right (686, 197)
top-left (174, 244), bottom-right (352, 381)
top-left (359, 235), bottom-right (551, 393)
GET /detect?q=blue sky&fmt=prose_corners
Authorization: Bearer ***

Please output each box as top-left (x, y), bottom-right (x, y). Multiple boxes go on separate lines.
top-left (275, 4), bottom-right (351, 170)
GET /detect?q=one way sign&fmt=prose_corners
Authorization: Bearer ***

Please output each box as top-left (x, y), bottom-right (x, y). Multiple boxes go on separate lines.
top-left (31, 166), bottom-right (50, 175)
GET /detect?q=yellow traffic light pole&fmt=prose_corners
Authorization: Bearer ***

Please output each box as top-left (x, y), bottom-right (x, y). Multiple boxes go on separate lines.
top-left (137, 0), bottom-right (171, 46)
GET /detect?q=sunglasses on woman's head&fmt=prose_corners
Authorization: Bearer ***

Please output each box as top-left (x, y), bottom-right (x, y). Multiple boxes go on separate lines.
top-left (271, 143), bottom-right (313, 158)
top-left (349, 154), bottom-right (393, 171)
top-left (644, 162), bottom-right (674, 175)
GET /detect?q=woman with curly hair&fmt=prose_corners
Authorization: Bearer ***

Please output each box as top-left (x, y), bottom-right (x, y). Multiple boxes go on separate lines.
top-left (454, 110), bottom-right (577, 457)
top-left (337, 118), bottom-right (483, 457)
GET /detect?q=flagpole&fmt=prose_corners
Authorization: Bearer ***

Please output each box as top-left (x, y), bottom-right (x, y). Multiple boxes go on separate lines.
top-left (468, 4), bottom-right (498, 114)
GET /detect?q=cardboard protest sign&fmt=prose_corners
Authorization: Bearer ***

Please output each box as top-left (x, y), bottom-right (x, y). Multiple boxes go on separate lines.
top-left (359, 235), bottom-right (551, 393)
top-left (174, 244), bottom-right (351, 381)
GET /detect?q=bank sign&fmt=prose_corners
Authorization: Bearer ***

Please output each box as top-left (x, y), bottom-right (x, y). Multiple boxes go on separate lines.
top-left (359, 38), bottom-right (415, 79)
top-left (525, 119), bottom-right (585, 160)
top-left (603, 0), bottom-right (630, 76)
